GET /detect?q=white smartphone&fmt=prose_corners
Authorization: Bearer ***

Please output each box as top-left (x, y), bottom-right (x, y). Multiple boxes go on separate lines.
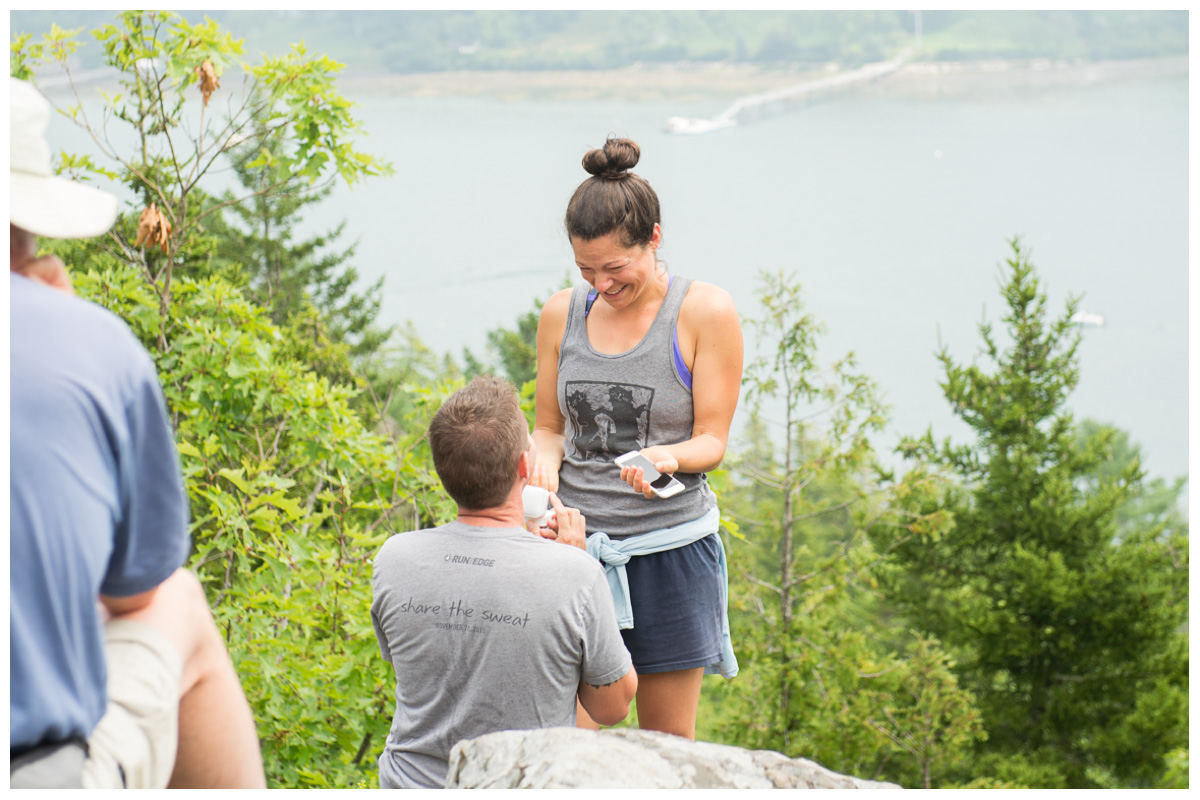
top-left (614, 451), bottom-right (685, 499)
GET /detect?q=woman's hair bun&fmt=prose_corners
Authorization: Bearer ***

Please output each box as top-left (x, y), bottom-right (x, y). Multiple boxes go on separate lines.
top-left (565, 135), bottom-right (659, 246)
top-left (582, 137), bottom-right (640, 178)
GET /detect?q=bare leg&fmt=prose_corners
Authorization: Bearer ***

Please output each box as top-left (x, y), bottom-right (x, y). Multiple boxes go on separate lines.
top-left (113, 569), bottom-right (266, 788)
top-left (631, 669), bottom-right (704, 740)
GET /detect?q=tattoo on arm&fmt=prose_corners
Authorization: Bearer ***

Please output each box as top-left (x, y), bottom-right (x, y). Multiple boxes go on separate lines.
top-left (586, 680), bottom-right (617, 689)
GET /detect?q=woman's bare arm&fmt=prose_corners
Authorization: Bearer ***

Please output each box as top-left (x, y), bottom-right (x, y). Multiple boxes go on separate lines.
top-left (624, 282), bottom-right (743, 496)
top-left (531, 288), bottom-right (573, 492)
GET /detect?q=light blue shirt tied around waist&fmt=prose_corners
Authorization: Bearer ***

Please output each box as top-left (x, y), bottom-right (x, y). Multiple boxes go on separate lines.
top-left (585, 506), bottom-right (738, 679)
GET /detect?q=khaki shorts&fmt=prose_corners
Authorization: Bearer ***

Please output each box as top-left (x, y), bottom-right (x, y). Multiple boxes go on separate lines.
top-left (80, 619), bottom-right (183, 789)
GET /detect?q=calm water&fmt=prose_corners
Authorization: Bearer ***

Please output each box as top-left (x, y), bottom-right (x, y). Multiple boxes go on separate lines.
top-left (44, 75), bottom-right (1190, 484)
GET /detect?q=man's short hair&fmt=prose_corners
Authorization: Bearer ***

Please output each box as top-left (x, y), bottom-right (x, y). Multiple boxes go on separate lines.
top-left (429, 376), bottom-right (528, 511)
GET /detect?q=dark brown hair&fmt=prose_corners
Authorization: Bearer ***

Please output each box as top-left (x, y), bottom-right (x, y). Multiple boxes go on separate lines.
top-left (428, 376), bottom-right (528, 511)
top-left (564, 137), bottom-right (661, 248)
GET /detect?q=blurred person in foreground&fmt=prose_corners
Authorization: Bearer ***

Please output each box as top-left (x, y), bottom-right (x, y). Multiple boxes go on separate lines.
top-left (371, 376), bottom-right (637, 789)
top-left (9, 77), bottom-right (266, 789)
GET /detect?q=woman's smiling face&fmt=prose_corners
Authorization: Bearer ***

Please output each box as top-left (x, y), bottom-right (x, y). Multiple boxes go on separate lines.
top-left (571, 223), bottom-right (662, 309)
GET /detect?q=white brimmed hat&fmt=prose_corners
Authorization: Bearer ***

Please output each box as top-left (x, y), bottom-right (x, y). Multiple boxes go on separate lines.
top-left (10, 77), bottom-right (118, 239)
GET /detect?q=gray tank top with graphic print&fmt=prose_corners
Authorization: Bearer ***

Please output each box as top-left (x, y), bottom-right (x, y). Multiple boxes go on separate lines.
top-left (555, 274), bottom-right (716, 539)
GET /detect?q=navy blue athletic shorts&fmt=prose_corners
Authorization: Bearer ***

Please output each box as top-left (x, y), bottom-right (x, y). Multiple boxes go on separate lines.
top-left (618, 533), bottom-right (724, 674)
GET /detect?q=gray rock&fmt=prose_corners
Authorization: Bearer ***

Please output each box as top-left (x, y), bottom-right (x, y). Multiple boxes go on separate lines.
top-left (446, 728), bottom-right (902, 789)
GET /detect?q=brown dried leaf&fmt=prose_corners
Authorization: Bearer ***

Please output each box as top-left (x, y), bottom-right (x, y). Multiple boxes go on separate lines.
top-left (194, 60), bottom-right (219, 107)
top-left (135, 203), bottom-right (172, 254)
top-left (134, 204), bottom-right (156, 247)
top-left (157, 215), bottom-right (172, 254)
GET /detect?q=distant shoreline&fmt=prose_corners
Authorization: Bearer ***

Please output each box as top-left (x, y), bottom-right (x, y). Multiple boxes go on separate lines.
top-left (37, 56), bottom-right (1186, 104)
top-left (336, 57), bottom-right (1187, 102)
top-left (876, 56), bottom-right (1187, 99)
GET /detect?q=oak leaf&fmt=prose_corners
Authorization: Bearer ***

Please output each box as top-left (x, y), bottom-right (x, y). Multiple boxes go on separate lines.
top-left (195, 60), bottom-right (219, 107)
top-left (135, 203), bottom-right (171, 254)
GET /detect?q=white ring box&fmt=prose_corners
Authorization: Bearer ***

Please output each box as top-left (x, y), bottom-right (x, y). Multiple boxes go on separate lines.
top-left (522, 485), bottom-right (555, 528)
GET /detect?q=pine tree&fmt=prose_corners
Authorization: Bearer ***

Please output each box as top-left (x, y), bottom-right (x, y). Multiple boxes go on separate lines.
top-left (218, 113), bottom-right (389, 366)
top-left (871, 240), bottom-right (1189, 788)
top-left (462, 282), bottom-right (566, 388)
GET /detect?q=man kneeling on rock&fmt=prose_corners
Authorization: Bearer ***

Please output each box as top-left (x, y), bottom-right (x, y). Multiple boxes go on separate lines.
top-left (371, 376), bottom-right (637, 789)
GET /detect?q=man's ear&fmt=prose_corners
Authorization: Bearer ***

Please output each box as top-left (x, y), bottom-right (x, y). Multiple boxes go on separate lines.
top-left (10, 224), bottom-right (37, 269)
top-left (517, 449), bottom-right (532, 480)
top-left (17, 254), bottom-right (74, 296)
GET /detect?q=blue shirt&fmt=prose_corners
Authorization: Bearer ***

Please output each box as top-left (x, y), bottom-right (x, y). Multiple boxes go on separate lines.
top-left (9, 274), bottom-right (190, 749)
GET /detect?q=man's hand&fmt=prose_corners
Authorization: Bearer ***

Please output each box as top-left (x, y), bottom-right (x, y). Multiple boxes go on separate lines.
top-left (539, 492), bottom-right (586, 549)
top-left (14, 254), bottom-right (74, 295)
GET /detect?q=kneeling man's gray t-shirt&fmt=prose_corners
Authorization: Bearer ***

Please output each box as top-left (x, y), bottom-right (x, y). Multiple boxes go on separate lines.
top-left (371, 522), bottom-right (631, 789)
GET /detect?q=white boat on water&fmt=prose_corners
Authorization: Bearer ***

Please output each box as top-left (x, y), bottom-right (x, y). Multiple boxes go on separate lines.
top-left (663, 115), bottom-right (737, 135)
top-left (1070, 311), bottom-right (1106, 327)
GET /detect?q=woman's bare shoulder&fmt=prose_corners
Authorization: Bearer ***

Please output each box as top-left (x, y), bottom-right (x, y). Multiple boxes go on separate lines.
top-left (681, 279), bottom-right (739, 324)
top-left (544, 286), bottom-right (575, 310)
top-left (537, 287), bottom-right (576, 347)
top-left (539, 287), bottom-right (575, 323)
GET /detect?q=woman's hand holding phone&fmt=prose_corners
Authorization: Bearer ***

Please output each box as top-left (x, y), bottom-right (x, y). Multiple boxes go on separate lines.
top-left (615, 448), bottom-right (684, 499)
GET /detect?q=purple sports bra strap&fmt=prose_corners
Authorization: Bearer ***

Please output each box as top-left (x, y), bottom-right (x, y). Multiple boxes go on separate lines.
top-left (673, 327), bottom-right (693, 391)
top-left (583, 277), bottom-right (693, 390)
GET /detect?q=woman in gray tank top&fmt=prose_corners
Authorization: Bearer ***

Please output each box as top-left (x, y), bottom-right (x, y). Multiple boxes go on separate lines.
top-left (531, 137), bottom-right (744, 741)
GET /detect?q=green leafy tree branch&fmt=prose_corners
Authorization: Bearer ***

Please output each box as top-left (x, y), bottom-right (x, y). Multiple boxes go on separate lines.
top-left (12, 10), bottom-right (392, 351)
top-left (707, 271), bottom-right (983, 787)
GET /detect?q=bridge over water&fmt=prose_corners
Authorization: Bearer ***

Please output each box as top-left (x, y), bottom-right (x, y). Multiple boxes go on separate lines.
top-left (665, 50), bottom-right (911, 134)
